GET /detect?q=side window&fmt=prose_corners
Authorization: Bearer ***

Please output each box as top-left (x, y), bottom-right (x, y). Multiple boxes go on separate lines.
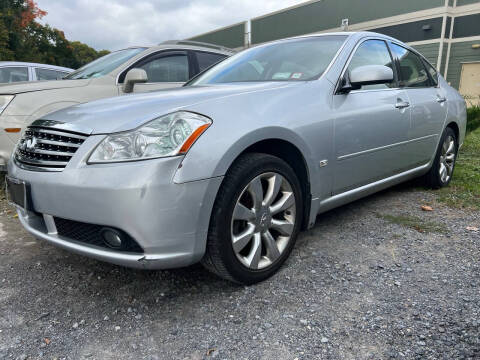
top-left (347, 39), bottom-right (395, 90)
top-left (138, 54), bottom-right (189, 82)
top-left (390, 43), bottom-right (430, 88)
top-left (423, 60), bottom-right (438, 87)
top-left (0, 67), bottom-right (29, 83)
top-left (196, 52), bottom-right (226, 72)
top-left (35, 68), bottom-right (64, 80)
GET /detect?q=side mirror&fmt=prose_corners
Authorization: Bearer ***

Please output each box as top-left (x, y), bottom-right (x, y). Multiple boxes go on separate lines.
top-left (339, 65), bottom-right (394, 93)
top-left (122, 68), bottom-right (148, 93)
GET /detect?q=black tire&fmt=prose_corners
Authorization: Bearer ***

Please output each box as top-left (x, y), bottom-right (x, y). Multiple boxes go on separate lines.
top-left (202, 153), bottom-right (304, 284)
top-left (424, 127), bottom-right (458, 189)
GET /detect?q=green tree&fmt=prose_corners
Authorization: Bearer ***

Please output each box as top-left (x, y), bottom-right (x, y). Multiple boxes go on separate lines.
top-left (0, 0), bottom-right (109, 68)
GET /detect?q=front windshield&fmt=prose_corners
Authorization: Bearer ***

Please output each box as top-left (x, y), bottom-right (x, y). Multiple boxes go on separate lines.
top-left (189, 35), bottom-right (347, 85)
top-left (64, 47), bottom-right (146, 80)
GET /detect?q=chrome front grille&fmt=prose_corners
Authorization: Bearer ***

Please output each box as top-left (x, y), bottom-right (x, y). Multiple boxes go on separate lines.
top-left (15, 126), bottom-right (88, 171)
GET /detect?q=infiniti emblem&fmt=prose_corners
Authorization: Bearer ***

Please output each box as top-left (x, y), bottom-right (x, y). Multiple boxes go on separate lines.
top-left (25, 137), bottom-right (37, 151)
top-left (259, 212), bottom-right (269, 229)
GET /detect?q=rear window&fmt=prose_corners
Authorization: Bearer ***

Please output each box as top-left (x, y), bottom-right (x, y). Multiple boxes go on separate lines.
top-left (196, 51), bottom-right (226, 72)
top-left (423, 60), bottom-right (439, 86)
top-left (390, 43), bottom-right (430, 88)
top-left (35, 68), bottom-right (65, 80)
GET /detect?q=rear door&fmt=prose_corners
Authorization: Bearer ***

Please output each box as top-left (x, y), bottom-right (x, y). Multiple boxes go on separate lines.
top-left (389, 43), bottom-right (447, 166)
top-left (332, 39), bottom-right (412, 194)
top-left (34, 67), bottom-right (65, 81)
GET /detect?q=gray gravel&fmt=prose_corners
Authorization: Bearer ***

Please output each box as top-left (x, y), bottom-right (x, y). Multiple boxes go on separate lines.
top-left (0, 182), bottom-right (479, 360)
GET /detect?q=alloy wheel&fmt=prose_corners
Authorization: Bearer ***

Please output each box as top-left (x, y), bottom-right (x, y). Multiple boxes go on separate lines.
top-left (231, 172), bottom-right (296, 270)
top-left (439, 135), bottom-right (456, 183)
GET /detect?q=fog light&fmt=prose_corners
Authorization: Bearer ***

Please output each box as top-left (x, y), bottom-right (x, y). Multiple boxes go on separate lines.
top-left (101, 228), bottom-right (123, 249)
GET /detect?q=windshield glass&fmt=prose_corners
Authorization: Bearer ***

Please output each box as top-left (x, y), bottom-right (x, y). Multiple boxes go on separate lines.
top-left (64, 47), bottom-right (146, 80)
top-left (188, 36), bottom-right (347, 85)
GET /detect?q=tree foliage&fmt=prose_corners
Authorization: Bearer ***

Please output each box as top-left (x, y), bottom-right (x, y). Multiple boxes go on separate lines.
top-left (0, 0), bottom-right (109, 68)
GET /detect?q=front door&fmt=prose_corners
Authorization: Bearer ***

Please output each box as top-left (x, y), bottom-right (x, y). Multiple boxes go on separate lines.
top-left (332, 39), bottom-right (411, 194)
top-left (119, 51), bottom-right (192, 94)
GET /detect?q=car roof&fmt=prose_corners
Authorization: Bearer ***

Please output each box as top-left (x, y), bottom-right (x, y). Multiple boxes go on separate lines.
top-left (113, 42), bottom-right (236, 57)
top-left (0, 61), bottom-right (73, 72)
top-left (274, 31), bottom-right (399, 44)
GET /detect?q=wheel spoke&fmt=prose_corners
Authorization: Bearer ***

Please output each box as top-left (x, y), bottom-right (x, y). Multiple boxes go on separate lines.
top-left (248, 177), bottom-right (264, 209)
top-left (445, 153), bottom-right (455, 162)
top-left (446, 140), bottom-right (455, 155)
top-left (442, 140), bottom-right (448, 154)
top-left (264, 174), bottom-right (283, 207)
top-left (262, 230), bottom-right (280, 262)
top-left (270, 219), bottom-right (294, 236)
top-left (439, 163), bottom-right (447, 182)
top-left (246, 233), bottom-right (262, 269)
top-left (232, 225), bottom-right (255, 253)
top-left (270, 192), bottom-right (295, 215)
top-left (445, 161), bottom-right (454, 175)
top-left (233, 203), bottom-right (255, 221)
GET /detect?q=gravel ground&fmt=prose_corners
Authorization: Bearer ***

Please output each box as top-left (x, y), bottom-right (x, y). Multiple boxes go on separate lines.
top-left (0, 182), bottom-right (479, 360)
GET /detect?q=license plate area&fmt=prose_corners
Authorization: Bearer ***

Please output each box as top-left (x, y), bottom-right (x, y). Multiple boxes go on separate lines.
top-left (5, 176), bottom-right (30, 211)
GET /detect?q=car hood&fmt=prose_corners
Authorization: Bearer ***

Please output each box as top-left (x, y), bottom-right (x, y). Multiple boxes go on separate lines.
top-left (42, 82), bottom-right (302, 134)
top-left (0, 79), bottom-right (91, 94)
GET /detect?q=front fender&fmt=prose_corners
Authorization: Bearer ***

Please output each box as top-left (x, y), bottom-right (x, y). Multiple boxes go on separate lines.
top-left (173, 125), bottom-right (316, 185)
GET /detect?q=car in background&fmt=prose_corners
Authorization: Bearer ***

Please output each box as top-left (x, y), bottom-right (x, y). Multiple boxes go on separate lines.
top-left (0, 62), bottom-right (73, 83)
top-left (0, 41), bottom-right (233, 170)
top-left (6, 32), bottom-right (466, 284)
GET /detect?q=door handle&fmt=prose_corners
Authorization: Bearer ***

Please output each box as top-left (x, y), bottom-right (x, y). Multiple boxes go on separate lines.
top-left (436, 96), bottom-right (447, 103)
top-left (395, 100), bottom-right (410, 109)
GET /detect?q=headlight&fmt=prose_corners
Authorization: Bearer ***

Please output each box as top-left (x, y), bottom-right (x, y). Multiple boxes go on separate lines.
top-left (88, 111), bottom-right (211, 163)
top-left (0, 95), bottom-right (14, 115)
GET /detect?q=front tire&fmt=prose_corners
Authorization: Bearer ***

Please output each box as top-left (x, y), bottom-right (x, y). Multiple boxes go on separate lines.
top-left (202, 153), bottom-right (303, 284)
top-left (425, 127), bottom-right (458, 189)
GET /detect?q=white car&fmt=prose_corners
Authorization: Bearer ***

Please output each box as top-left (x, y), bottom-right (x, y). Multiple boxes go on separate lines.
top-left (0, 41), bottom-right (233, 170)
top-left (0, 61), bottom-right (73, 84)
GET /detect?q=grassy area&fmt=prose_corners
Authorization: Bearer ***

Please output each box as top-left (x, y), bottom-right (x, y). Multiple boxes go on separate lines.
top-left (436, 125), bottom-right (480, 210)
top-left (376, 213), bottom-right (447, 234)
top-left (466, 105), bottom-right (480, 133)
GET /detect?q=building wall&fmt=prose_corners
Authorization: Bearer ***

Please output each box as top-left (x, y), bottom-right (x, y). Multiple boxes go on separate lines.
top-left (187, 0), bottom-right (480, 90)
top-left (446, 40), bottom-right (480, 89)
top-left (412, 43), bottom-right (441, 66)
top-left (369, 17), bottom-right (444, 43)
top-left (189, 23), bottom-right (245, 49)
top-left (250, 0), bottom-right (444, 44)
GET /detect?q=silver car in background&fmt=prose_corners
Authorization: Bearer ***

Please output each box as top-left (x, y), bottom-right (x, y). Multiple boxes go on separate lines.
top-left (0, 41), bottom-right (233, 171)
top-left (0, 61), bottom-right (73, 83)
top-left (7, 32), bottom-right (467, 284)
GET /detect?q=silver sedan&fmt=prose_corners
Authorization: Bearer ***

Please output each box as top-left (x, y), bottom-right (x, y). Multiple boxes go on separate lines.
top-left (7, 32), bottom-right (467, 284)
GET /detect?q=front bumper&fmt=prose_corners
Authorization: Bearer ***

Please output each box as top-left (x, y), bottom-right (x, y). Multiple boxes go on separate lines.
top-left (8, 136), bottom-right (223, 269)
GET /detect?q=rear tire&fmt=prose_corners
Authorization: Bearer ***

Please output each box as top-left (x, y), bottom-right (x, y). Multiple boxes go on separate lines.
top-left (202, 153), bottom-right (303, 284)
top-left (424, 127), bottom-right (458, 189)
